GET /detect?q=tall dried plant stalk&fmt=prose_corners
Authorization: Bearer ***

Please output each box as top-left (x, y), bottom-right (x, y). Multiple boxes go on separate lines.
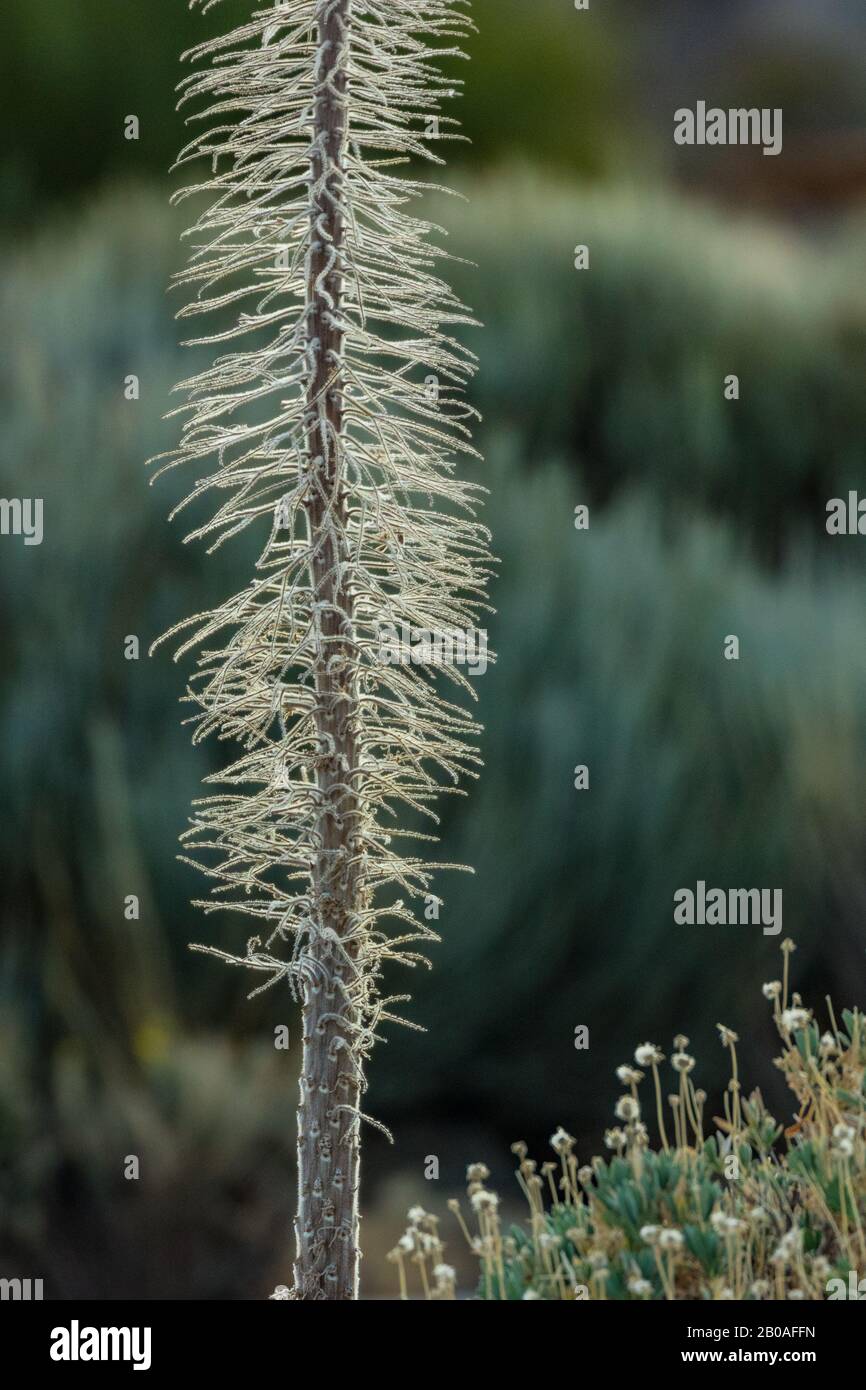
top-left (151, 0), bottom-right (491, 1300)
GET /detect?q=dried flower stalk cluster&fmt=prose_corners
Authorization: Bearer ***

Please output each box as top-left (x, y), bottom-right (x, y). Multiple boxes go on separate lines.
top-left (394, 942), bottom-right (866, 1301)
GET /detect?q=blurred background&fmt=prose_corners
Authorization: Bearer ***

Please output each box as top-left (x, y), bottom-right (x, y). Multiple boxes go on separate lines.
top-left (2, 0), bottom-right (866, 1298)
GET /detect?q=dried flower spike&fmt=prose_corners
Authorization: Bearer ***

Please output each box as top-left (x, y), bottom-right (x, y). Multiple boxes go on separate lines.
top-left (153, 0), bottom-right (490, 1300)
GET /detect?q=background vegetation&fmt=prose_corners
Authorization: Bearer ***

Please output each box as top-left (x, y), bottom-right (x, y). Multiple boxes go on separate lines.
top-left (1, 0), bottom-right (865, 1297)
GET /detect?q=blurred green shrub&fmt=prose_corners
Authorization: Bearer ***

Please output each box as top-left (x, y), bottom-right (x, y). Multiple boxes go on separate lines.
top-left (455, 0), bottom-right (633, 178)
top-left (375, 434), bottom-right (866, 1135)
top-left (0, 1018), bottom-right (296, 1298)
top-left (0, 186), bottom-right (240, 1051)
top-left (3, 177), bottom-right (866, 1294)
top-left (438, 172), bottom-right (866, 559)
top-left (0, 0), bottom-right (249, 219)
top-left (0, 0), bottom-right (636, 221)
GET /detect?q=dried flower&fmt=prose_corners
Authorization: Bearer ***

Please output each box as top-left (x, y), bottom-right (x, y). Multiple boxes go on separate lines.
top-left (616, 1065), bottom-right (644, 1085)
top-left (550, 1126), bottom-right (575, 1155)
top-left (395, 946), bottom-right (866, 1307)
top-left (157, 0), bottom-right (489, 1302)
top-left (781, 1007), bottom-right (812, 1033)
top-left (470, 1189), bottom-right (499, 1214)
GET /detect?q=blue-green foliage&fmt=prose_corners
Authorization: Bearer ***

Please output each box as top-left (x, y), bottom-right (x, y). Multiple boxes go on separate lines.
top-left (3, 177), bottom-right (866, 1293)
top-left (439, 176), bottom-right (866, 552)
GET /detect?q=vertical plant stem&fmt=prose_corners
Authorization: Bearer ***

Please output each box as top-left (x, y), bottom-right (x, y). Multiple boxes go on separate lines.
top-left (294, 0), bottom-right (361, 1302)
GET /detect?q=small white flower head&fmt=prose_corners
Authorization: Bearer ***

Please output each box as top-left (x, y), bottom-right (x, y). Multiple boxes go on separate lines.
top-left (710, 1209), bottom-right (728, 1233)
top-left (819, 1032), bottom-right (838, 1054)
top-left (433, 1263), bottom-right (456, 1286)
top-left (635, 1043), bottom-right (664, 1067)
top-left (398, 1233), bottom-right (415, 1253)
top-left (587, 1248), bottom-right (608, 1270)
top-left (270, 1285), bottom-right (291, 1300)
top-left (640, 1224), bottom-right (661, 1246)
top-left (772, 1228), bottom-right (803, 1264)
top-left (833, 1123), bottom-right (856, 1142)
top-left (538, 1232), bottom-right (560, 1252)
top-left (671, 1051), bottom-right (695, 1074)
top-left (788, 1289), bottom-right (805, 1300)
top-left (407, 1205), bottom-right (427, 1225)
top-left (762, 981), bottom-right (782, 1000)
top-left (716, 1024), bottom-right (739, 1047)
top-left (833, 1136), bottom-right (855, 1158)
top-left (750, 1279), bottom-right (770, 1298)
top-left (658, 1228), bottom-right (684, 1252)
top-left (466, 1162), bottom-right (490, 1184)
top-left (550, 1126), bottom-right (575, 1155)
top-left (627, 1276), bottom-right (653, 1298)
top-left (781, 1007), bottom-right (812, 1033)
top-left (718, 1287), bottom-right (735, 1300)
top-left (604, 1127), bottom-right (626, 1150)
top-left (578, 1165), bottom-right (594, 1186)
top-left (470, 1188), bottom-right (499, 1213)
top-left (748, 1205), bottom-right (770, 1226)
top-left (615, 1094), bottom-right (640, 1122)
top-left (522, 1288), bottom-right (542, 1300)
top-left (616, 1064), bottom-right (644, 1085)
